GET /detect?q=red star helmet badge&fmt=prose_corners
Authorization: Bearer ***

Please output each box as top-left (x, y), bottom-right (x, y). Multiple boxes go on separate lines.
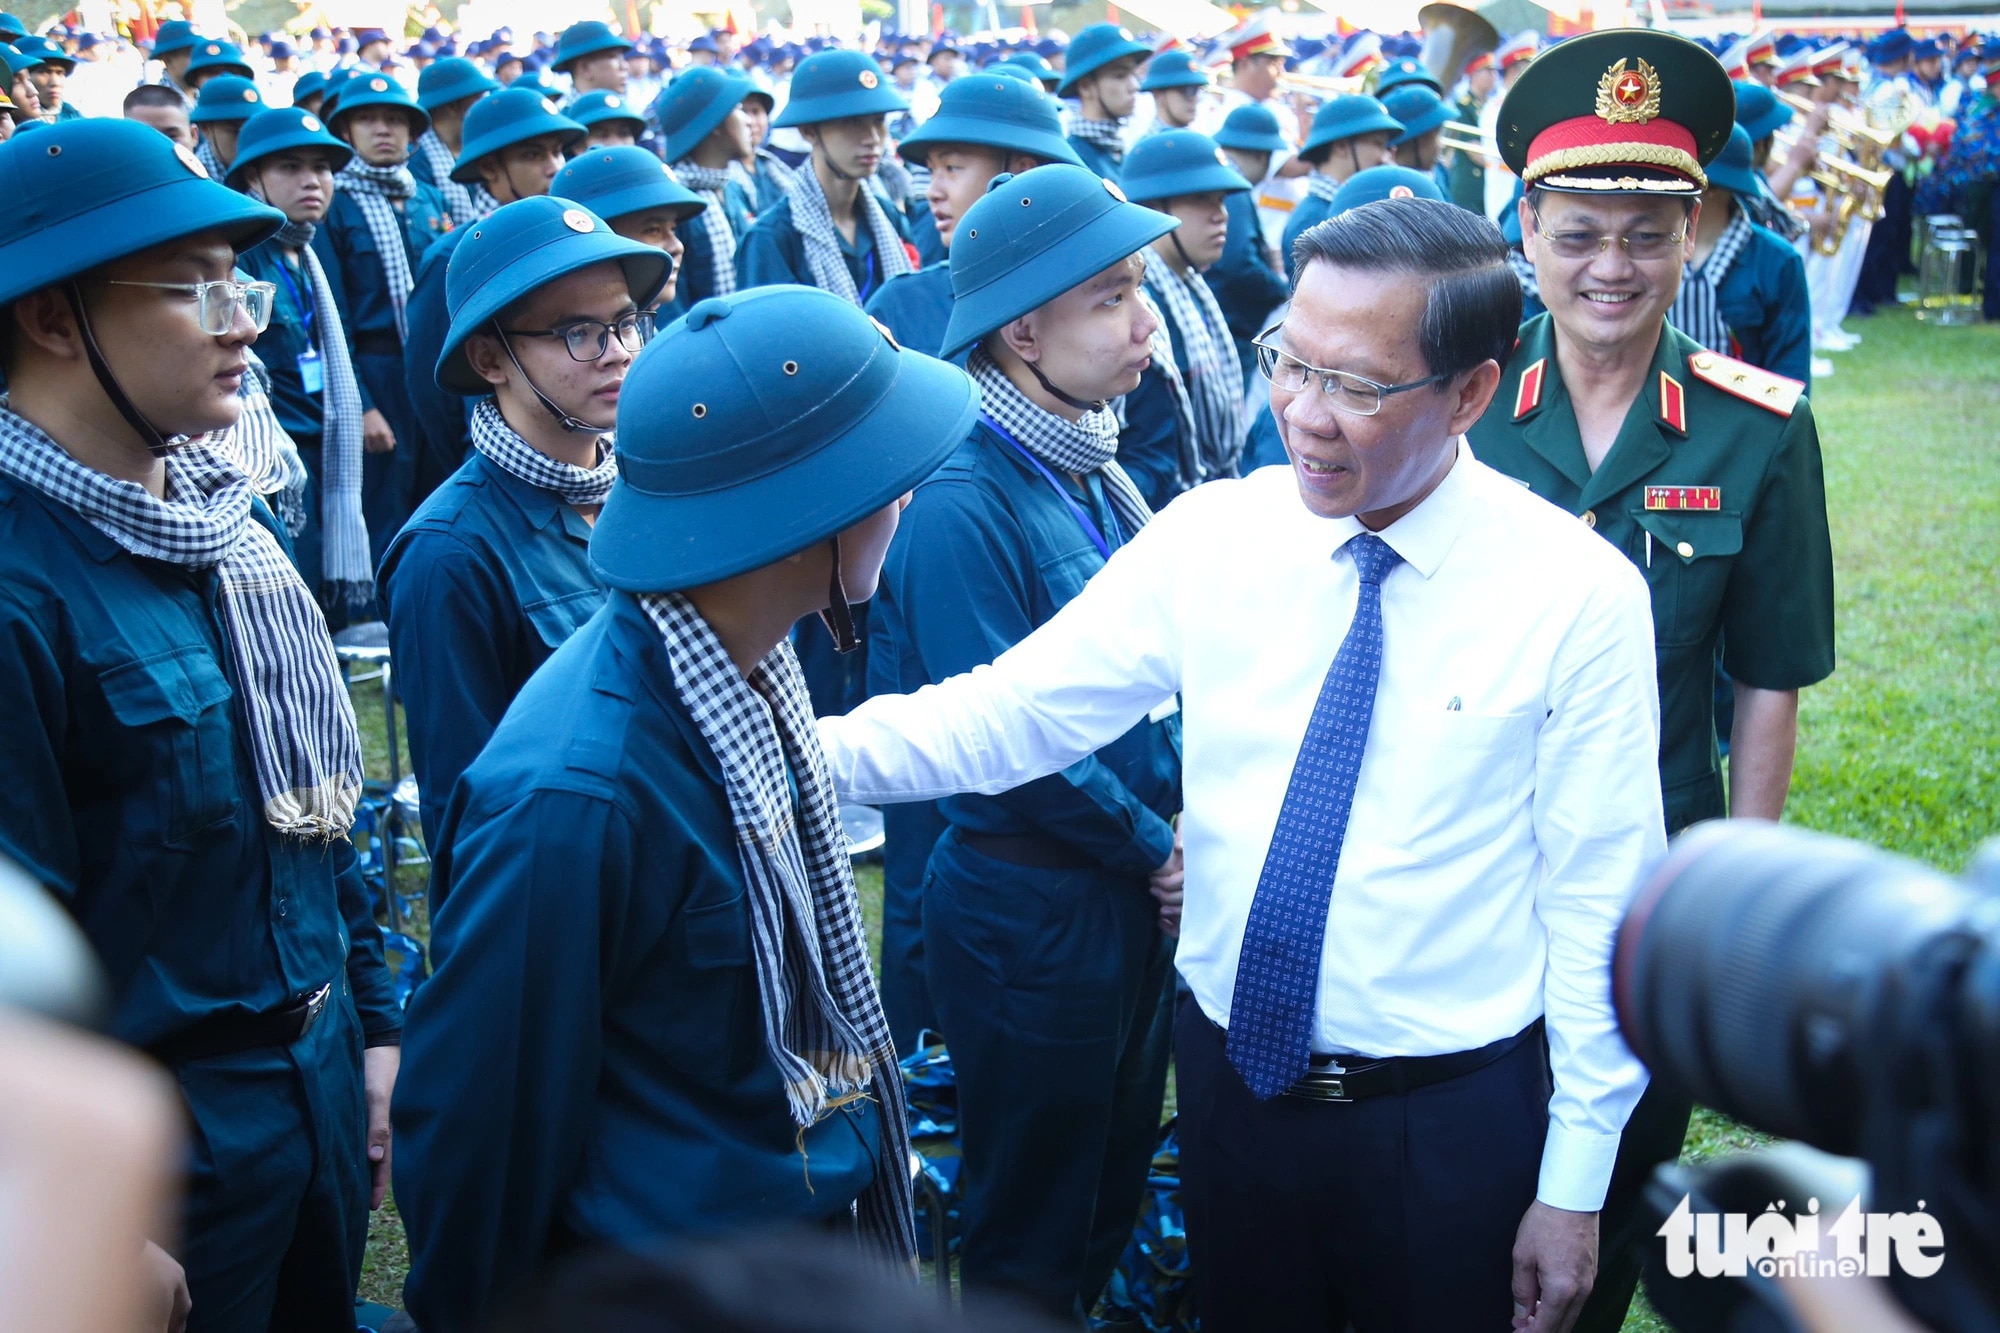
top-left (1595, 58), bottom-right (1662, 125)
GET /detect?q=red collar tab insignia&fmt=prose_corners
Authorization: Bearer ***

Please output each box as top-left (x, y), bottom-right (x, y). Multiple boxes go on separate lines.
top-left (1514, 357), bottom-right (1546, 419)
top-left (1596, 57), bottom-right (1662, 125)
top-left (1657, 369), bottom-right (1686, 433)
top-left (1645, 485), bottom-right (1721, 511)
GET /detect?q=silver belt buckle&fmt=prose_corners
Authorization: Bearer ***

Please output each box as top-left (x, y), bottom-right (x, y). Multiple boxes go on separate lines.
top-left (1287, 1058), bottom-right (1353, 1102)
top-left (302, 980), bottom-right (332, 1025)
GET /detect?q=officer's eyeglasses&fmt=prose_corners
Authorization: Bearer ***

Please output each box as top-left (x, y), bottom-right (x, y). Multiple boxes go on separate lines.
top-left (1253, 324), bottom-right (1453, 417)
top-left (1529, 205), bottom-right (1688, 261)
top-left (103, 279), bottom-right (277, 335)
top-left (501, 311), bottom-right (655, 362)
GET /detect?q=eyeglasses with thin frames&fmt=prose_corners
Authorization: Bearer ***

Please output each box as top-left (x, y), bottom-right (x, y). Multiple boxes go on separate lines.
top-left (102, 279), bottom-right (277, 335)
top-left (1528, 205), bottom-right (1689, 262)
top-left (1252, 323), bottom-right (1454, 416)
top-left (500, 310), bottom-right (656, 363)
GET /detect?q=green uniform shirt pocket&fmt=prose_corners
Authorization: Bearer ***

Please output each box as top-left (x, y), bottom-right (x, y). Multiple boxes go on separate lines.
top-left (1629, 509), bottom-right (1743, 647)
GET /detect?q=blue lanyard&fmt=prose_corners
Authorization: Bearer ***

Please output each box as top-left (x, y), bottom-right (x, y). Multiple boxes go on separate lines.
top-left (981, 414), bottom-right (1120, 561)
top-left (271, 256), bottom-right (315, 349)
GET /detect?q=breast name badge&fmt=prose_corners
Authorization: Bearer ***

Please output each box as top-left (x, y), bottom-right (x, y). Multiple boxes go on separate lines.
top-left (1644, 485), bottom-right (1721, 511)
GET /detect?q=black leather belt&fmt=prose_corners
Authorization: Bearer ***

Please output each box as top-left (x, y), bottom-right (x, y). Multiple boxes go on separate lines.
top-left (146, 980), bottom-right (336, 1067)
top-left (1284, 1018), bottom-right (1544, 1102)
top-left (956, 830), bottom-right (1099, 870)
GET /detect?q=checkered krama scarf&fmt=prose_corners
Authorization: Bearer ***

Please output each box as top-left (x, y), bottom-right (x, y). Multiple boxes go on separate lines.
top-left (635, 590), bottom-right (916, 1262)
top-left (335, 157), bottom-right (420, 340)
top-left (969, 346), bottom-right (1153, 539)
top-left (786, 157), bottom-right (914, 306)
top-left (0, 405), bottom-right (362, 837)
top-left (1144, 249), bottom-right (1246, 481)
top-left (469, 397), bottom-right (617, 506)
top-left (1068, 116), bottom-right (1127, 164)
top-left (674, 159), bottom-right (742, 296)
top-left (1668, 208), bottom-right (1753, 357)
top-left (416, 129), bottom-right (498, 226)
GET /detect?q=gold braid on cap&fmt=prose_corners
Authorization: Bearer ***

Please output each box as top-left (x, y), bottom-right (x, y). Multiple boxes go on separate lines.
top-left (1526, 140), bottom-right (1707, 190)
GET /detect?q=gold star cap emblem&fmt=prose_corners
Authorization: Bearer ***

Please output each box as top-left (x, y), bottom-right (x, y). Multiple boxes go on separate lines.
top-left (243, 88), bottom-right (258, 101)
top-left (1389, 184), bottom-right (1414, 198)
top-left (561, 207), bottom-right (595, 233)
top-left (605, 94), bottom-right (621, 107)
top-left (370, 77), bottom-right (389, 92)
top-left (859, 68), bottom-right (879, 88)
top-left (174, 142), bottom-right (207, 177)
top-left (1595, 57), bottom-right (1661, 125)
top-left (1102, 177), bottom-right (1127, 202)
top-left (302, 114), bottom-right (322, 131)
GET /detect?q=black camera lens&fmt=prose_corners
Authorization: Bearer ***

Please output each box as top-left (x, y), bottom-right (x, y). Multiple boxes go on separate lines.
top-left (1614, 822), bottom-right (1976, 1155)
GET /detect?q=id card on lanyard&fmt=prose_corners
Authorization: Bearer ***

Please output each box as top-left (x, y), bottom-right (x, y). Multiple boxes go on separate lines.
top-left (983, 416), bottom-right (1179, 725)
top-left (272, 259), bottom-right (323, 395)
top-left (981, 415), bottom-right (1121, 561)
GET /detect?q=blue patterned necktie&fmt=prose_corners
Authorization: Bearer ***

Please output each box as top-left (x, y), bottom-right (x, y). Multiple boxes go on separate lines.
top-left (1226, 532), bottom-right (1404, 1100)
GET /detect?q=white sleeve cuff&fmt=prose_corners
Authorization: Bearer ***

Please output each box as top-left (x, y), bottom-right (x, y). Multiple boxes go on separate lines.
top-left (1537, 1124), bottom-right (1626, 1213)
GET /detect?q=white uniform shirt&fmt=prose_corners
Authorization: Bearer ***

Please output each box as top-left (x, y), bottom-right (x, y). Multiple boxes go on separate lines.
top-left (821, 450), bottom-right (1663, 1211)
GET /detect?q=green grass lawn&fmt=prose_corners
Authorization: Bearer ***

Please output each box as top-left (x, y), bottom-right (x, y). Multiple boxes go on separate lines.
top-left (350, 306), bottom-right (2000, 1325)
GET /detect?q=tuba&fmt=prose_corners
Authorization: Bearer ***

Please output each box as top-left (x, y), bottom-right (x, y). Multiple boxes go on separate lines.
top-left (1417, 2), bottom-right (1502, 89)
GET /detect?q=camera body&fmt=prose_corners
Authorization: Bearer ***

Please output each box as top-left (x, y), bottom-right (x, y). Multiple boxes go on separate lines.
top-left (1614, 823), bottom-right (2000, 1332)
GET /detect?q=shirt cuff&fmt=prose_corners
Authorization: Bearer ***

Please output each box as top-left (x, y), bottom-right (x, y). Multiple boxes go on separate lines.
top-left (1537, 1123), bottom-right (1624, 1213)
top-left (364, 1029), bottom-right (404, 1048)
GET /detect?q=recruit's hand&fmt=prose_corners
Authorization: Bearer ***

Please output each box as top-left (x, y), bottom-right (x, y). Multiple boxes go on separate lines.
top-left (1511, 1200), bottom-right (1597, 1333)
top-left (361, 408), bottom-right (396, 455)
top-left (363, 1045), bottom-right (400, 1209)
top-left (142, 1241), bottom-right (192, 1333)
top-left (1150, 825), bottom-right (1185, 937)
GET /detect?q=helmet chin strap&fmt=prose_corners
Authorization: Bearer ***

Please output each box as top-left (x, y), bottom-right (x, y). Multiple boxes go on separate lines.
top-left (813, 138), bottom-right (864, 184)
top-left (818, 534), bottom-right (860, 653)
top-left (1168, 227), bottom-right (1201, 274)
top-left (64, 282), bottom-right (178, 458)
top-left (493, 323), bottom-right (603, 435)
top-left (1023, 356), bottom-right (1109, 413)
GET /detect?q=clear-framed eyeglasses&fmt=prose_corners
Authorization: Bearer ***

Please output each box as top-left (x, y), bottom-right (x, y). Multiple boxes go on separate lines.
top-left (1528, 205), bottom-right (1689, 261)
top-left (500, 310), bottom-right (657, 362)
top-left (103, 278), bottom-right (277, 335)
top-left (1252, 323), bottom-right (1453, 417)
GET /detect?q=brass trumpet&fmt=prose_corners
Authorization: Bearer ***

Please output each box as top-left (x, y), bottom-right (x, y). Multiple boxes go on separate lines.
top-left (1770, 124), bottom-right (1893, 255)
top-left (1437, 120), bottom-right (1490, 159)
top-left (1275, 71), bottom-right (1373, 104)
top-left (1775, 89), bottom-right (1900, 154)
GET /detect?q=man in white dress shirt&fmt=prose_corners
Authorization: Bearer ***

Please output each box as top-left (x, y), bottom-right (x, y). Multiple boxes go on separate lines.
top-left (820, 197), bottom-right (1665, 1331)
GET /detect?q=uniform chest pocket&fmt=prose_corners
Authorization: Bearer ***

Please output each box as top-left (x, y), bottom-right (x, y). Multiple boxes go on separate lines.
top-left (522, 587), bottom-right (604, 652)
top-left (1629, 510), bottom-right (1743, 647)
top-left (678, 888), bottom-right (752, 970)
top-left (1366, 709), bottom-right (1537, 863)
top-left (1036, 545), bottom-right (1104, 612)
top-left (97, 649), bottom-right (239, 845)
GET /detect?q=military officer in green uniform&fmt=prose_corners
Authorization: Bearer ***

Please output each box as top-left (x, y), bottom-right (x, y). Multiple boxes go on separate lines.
top-left (1465, 30), bottom-right (1835, 1333)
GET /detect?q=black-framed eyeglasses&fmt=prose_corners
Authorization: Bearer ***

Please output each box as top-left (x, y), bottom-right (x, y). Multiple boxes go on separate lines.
top-left (102, 278), bottom-right (276, 335)
top-left (500, 310), bottom-right (655, 362)
top-left (1252, 323), bottom-right (1453, 417)
top-left (1528, 204), bottom-right (1688, 261)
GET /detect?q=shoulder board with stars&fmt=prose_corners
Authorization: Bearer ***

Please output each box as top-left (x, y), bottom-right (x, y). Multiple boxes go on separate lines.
top-left (1686, 350), bottom-right (1805, 417)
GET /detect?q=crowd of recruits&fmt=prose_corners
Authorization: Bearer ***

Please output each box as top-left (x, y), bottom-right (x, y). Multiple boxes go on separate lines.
top-left (1, 14), bottom-right (1839, 1333)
